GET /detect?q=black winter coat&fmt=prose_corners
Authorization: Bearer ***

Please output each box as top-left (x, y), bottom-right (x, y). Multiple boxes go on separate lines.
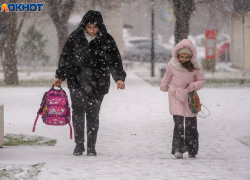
top-left (55, 10), bottom-right (126, 95)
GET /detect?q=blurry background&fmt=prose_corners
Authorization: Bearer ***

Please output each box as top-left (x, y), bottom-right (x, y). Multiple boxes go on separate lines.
top-left (0, 0), bottom-right (249, 86)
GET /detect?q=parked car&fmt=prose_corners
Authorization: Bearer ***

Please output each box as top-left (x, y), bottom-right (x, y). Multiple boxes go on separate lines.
top-left (123, 37), bottom-right (152, 49)
top-left (168, 35), bottom-right (197, 46)
top-left (123, 42), bottom-right (172, 62)
top-left (217, 33), bottom-right (230, 46)
top-left (218, 41), bottom-right (230, 62)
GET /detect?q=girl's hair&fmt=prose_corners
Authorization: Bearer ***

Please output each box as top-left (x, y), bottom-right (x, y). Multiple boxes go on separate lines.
top-left (178, 55), bottom-right (197, 71)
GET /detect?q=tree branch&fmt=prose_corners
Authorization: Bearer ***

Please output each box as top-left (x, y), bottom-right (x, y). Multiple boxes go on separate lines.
top-left (208, 0), bottom-right (233, 16)
top-left (16, 11), bottom-right (26, 41)
top-left (47, 0), bottom-right (62, 29)
top-left (195, 0), bottom-right (216, 4)
top-left (62, 0), bottom-right (76, 22)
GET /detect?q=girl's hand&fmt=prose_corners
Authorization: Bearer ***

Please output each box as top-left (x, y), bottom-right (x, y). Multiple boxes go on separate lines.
top-left (54, 78), bottom-right (62, 87)
top-left (162, 87), bottom-right (168, 92)
top-left (160, 84), bottom-right (169, 92)
top-left (117, 80), bottom-right (125, 90)
top-left (185, 84), bottom-right (195, 92)
top-left (187, 85), bottom-right (195, 92)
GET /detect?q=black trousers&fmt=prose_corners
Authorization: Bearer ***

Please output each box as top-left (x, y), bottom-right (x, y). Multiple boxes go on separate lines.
top-left (171, 115), bottom-right (199, 155)
top-left (69, 89), bottom-right (104, 148)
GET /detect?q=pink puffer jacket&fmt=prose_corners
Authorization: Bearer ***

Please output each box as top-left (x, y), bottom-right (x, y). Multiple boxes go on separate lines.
top-left (160, 39), bottom-right (206, 117)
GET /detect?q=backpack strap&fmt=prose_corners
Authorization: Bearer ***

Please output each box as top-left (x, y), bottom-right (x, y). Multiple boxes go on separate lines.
top-left (68, 122), bottom-right (72, 139)
top-left (32, 93), bottom-right (48, 132)
top-left (49, 84), bottom-right (67, 95)
top-left (32, 113), bottom-right (40, 132)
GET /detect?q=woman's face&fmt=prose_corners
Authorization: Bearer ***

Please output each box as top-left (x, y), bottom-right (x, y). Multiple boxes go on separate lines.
top-left (86, 24), bottom-right (99, 36)
top-left (178, 53), bottom-right (191, 64)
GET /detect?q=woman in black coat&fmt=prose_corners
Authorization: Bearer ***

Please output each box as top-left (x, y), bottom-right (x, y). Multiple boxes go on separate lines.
top-left (54, 10), bottom-right (126, 156)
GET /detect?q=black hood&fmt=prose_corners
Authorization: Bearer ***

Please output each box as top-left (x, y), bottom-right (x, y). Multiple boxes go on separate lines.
top-left (78, 10), bottom-right (107, 38)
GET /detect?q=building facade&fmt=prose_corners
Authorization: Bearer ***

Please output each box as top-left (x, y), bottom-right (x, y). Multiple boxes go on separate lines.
top-left (231, 0), bottom-right (250, 70)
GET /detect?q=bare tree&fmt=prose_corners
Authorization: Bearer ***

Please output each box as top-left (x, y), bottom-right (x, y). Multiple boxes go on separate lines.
top-left (0, 0), bottom-right (26, 85)
top-left (195, 0), bottom-right (233, 24)
top-left (90, 0), bottom-right (122, 9)
top-left (46, 0), bottom-right (76, 63)
top-left (173, 0), bottom-right (195, 44)
top-left (196, 0), bottom-right (233, 15)
top-left (168, 0), bottom-right (233, 44)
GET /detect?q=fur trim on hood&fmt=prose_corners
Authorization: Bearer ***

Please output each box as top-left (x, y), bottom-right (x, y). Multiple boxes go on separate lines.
top-left (170, 57), bottom-right (198, 71)
top-left (172, 39), bottom-right (197, 64)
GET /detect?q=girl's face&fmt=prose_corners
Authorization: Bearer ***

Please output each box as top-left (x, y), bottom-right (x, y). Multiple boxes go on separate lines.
top-left (86, 24), bottom-right (99, 36)
top-left (178, 53), bottom-right (191, 64)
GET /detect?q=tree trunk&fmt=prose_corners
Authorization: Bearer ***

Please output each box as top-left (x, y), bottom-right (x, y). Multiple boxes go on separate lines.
top-left (1, 12), bottom-right (18, 85)
top-left (3, 40), bottom-right (19, 85)
top-left (173, 0), bottom-right (195, 44)
top-left (0, 0), bottom-right (25, 85)
top-left (47, 0), bottom-right (75, 64)
top-left (57, 23), bottom-right (69, 62)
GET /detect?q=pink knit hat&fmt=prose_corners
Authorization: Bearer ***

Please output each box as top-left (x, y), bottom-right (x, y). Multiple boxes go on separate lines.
top-left (177, 47), bottom-right (192, 56)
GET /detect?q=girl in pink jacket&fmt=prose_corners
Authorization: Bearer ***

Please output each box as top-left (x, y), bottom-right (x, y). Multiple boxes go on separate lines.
top-left (160, 39), bottom-right (206, 159)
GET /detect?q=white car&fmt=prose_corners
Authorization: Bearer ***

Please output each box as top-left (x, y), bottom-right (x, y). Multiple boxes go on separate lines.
top-left (168, 35), bottom-right (196, 46)
top-left (123, 37), bottom-right (152, 49)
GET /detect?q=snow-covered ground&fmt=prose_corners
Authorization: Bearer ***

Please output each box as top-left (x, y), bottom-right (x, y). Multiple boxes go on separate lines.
top-left (0, 71), bottom-right (250, 179)
top-left (0, 72), bottom-right (55, 81)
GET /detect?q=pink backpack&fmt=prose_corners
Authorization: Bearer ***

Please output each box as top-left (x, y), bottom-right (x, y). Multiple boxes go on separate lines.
top-left (32, 85), bottom-right (72, 139)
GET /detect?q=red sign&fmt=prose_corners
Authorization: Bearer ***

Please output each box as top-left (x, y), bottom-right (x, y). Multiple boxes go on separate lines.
top-left (205, 30), bottom-right (217, 60)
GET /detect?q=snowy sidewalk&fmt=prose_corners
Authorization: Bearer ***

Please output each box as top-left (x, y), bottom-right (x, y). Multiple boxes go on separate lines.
top-left (0, 71), bottom-right (250, 180)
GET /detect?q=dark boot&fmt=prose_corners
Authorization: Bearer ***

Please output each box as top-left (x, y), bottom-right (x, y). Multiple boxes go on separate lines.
top-left (87, 146), bottom-right (97, 156)
top-left (174, 149), bottom-right (183, 159)
top-left (73, 143), bottom-right (85, 156)
top-left (188, 153), bottom-right (196, 158)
